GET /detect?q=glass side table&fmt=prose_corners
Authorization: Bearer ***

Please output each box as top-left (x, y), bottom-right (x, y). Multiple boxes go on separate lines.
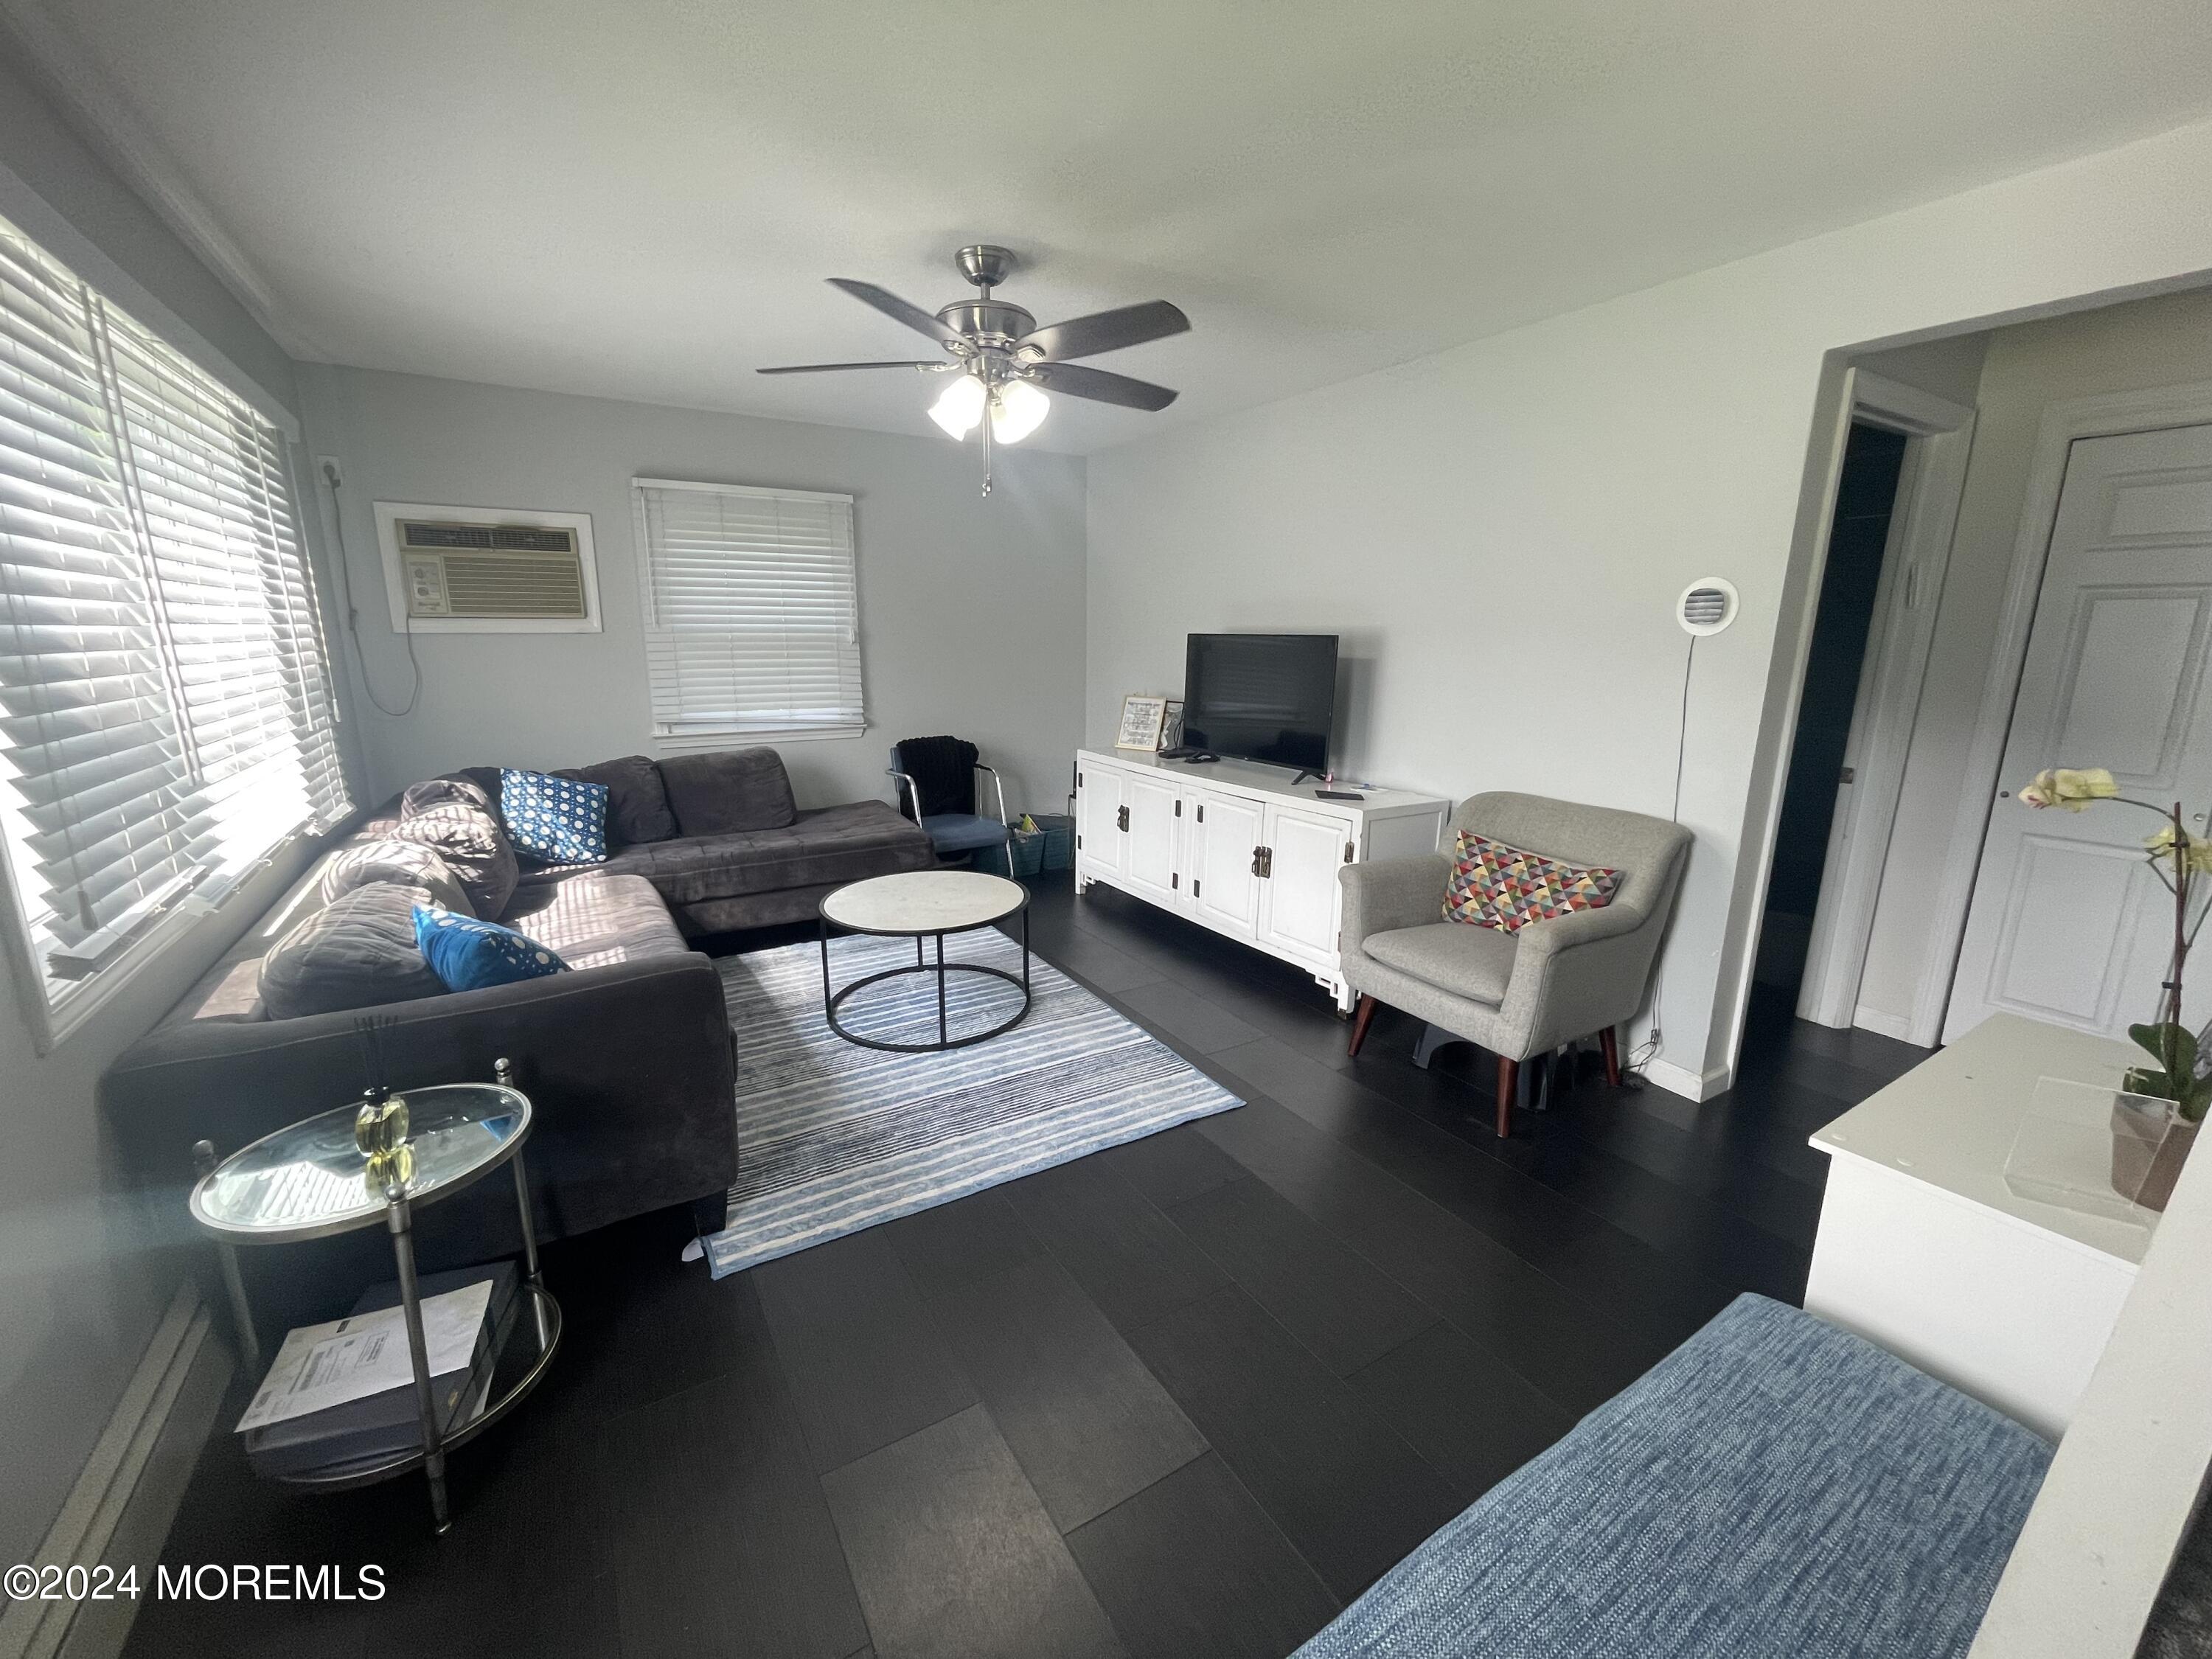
top-left (187, 1061), bottom-right (560, 1534)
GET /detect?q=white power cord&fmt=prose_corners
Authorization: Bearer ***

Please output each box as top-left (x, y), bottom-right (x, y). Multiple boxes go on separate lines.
top-left (322, 460), bottom-right (420, 717)
top-left (1627, 632), bottom-right (1697, 1079)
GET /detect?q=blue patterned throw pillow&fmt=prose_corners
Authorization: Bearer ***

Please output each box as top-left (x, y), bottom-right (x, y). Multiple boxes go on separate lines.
top-left (413, 905), bottom-right (568, 992)
top-left (499, 767), bottom-right (610, 864)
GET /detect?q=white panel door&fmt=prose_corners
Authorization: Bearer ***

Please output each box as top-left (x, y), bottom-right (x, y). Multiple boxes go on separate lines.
top-left (1189, 790), bottom-right (1265, 938)
top-left (1077, 763), bottom-right (1124, 878)
top-left (1259, 804), bottom-right (1352, 965)
top-left (1947, 424), bottom-right (2212, 1041)
top-left (1124, 771), bottom-right (1182, 905)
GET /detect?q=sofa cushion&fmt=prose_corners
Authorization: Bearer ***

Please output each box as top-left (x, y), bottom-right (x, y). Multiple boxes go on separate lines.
top-left (1364, 921), bottom-right (1517, 1006)
top-left (500, 873), bottom-right (692, 970)
top-left (413, 905), bottom-right (568, 992)
top-left (391, 802), bottom-right (519, 917)
top-left (401, 774), bottom-right (495, 818)
top-left (1441, 829), bottom-right (1620, 933)
top-left (258, 883), bottom-right (447, 1019)
top-left (320, 838), bottom-right (476, 916)
top-left (658, 747), bottom-right (798, 835)
top-left (622, 800), bottom-right (933, 905)
top-left (501, 768), bottom-right (610, 865)
top-left (554, 754), bottom-right (678, 846)
top-left (1292, 1294), bottom-right (2051, 1659)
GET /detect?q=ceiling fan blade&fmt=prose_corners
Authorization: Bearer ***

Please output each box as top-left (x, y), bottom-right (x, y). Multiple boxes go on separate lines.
top-left (1027, 361), bottom-right (1178, 411)
top-left (826, 278), bottom-right (966, 346)
top-left (1019, 300), bottom-right (1189, 362)
top-left (757, 361), bottom-right (948, 375)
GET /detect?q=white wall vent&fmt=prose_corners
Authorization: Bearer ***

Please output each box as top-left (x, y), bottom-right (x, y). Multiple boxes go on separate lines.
top-left (372, 501), bottom-right (601, 633)
top-left (1676, 577), bottom-right (1739, 636)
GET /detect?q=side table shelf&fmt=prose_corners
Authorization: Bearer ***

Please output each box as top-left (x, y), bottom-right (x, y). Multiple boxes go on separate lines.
top-left (187, 1066), bottom-right (560, 1533)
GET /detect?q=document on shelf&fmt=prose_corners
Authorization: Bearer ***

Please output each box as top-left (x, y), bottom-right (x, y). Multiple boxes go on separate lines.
top-left (236, 1280), bottom-right (493, 1433)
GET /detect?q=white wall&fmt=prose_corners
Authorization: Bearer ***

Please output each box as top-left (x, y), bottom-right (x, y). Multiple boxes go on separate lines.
top-left (1087, 114), bottom-right (2212, 1097)
top-left (1857, 287), bottom-right (2212, 1028)
top-left (0, 41), bottom-right (332, 1571)
top-left (299, 366), bottom-right (1088, 822)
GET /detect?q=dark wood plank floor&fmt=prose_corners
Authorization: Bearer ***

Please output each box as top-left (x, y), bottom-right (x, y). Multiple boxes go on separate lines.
top-left (124, 872), bottom-right (1927, 1659)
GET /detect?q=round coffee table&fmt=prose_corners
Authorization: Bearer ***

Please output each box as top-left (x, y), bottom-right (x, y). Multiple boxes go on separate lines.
top-left (818, 870), bottom-right (1032, 1052)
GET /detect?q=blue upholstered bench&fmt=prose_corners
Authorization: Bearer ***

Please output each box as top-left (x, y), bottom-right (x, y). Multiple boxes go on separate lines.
top-left (1296, 1294), bottom-right (2052, 1659)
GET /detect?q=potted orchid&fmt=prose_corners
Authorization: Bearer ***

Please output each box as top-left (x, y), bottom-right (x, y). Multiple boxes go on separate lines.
top-left (2020, 768), bottom-right (2212, 1209)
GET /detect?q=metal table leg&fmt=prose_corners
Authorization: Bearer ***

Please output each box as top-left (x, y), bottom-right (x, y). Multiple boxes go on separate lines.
top-left (935, 932), bottom-right (948, 1045)
top-left (385, 1190), bottom-right (450, 1534)
top-left (194, 1139), bottom-right (260, 1377)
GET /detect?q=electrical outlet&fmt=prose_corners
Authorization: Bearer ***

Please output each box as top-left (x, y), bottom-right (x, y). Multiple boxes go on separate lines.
top-left (316, 454), bottom-right (343, 489)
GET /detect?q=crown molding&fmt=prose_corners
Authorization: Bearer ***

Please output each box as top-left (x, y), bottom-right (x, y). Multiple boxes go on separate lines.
top-left (0, 0), bottom-right (326, 360)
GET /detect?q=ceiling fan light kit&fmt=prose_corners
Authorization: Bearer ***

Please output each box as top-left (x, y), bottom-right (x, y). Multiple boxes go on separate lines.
top-left (761, 245), bottom-right (1189, 494)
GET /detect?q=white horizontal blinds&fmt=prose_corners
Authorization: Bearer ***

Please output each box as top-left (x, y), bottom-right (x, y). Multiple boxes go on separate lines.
top-left (0, 206), bottom-right (349, 1014)
top-left (634, 481), bottom-right (864, 740)
top-left (0, 221), bottom-right (201, 961)
top-left (100, 305), bottom-right (349, 849)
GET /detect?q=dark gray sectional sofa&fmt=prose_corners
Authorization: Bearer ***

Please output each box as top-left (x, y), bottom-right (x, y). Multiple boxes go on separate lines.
top-left (100, 746), bottom-right (933, 1310)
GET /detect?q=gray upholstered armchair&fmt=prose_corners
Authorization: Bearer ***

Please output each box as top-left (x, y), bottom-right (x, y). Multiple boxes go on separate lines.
top-left (1338, 791), bottom-right (1691, 1137)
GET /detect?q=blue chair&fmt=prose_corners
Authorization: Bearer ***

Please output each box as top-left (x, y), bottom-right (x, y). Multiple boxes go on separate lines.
top-left (888, 737), bottom-right (1011, 870)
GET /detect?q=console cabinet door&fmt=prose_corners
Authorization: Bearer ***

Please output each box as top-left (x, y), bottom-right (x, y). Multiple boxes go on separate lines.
top-left (1259, 803), bottom-right (1351, 965)
top-left (1077, 764), bottom-right (1124, 877)
top-left (1122, 771), bottom-right (1182, 905)
top-left (1189, 790), bottom-right (1265, 939)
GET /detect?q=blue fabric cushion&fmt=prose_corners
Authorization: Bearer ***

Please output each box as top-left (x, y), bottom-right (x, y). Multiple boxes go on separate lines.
top-left (1295, 1294), bottom-right (2051, 1659)
top-left (920, 813), bottom-right (1009, 854)
top-left (499, 767), bottom-right (610, 865)
top-left (412, 904), bottom-right (569, 992)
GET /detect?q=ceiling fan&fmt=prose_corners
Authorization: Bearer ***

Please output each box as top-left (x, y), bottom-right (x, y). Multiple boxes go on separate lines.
top-left (759, 246), bottom-right (1189, 494)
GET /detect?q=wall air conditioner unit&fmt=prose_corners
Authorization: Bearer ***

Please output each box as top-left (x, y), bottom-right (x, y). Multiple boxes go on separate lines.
top-left (372, 501), bottom-right (601, 633)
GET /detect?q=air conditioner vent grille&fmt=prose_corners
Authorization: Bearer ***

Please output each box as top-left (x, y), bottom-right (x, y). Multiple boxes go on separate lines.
top-left (398, 519), bottom-right (578, 554)
top-left (434, 552), bottom-right (589, 618)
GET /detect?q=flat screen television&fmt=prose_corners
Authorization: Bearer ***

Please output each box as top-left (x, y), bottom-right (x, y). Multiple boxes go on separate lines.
top-left (1176, 633), bottom-right (1339, 776)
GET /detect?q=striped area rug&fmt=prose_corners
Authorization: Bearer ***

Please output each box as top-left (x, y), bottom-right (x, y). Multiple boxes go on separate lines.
top-left (698, 928), bottom-right (1243, 1276)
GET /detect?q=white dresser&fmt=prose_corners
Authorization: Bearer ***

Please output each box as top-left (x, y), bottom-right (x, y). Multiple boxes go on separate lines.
top-left (1073, 748), bottom-right (1450, 1011)
top-left (1805, 1013), bottom-right (2159, 1439)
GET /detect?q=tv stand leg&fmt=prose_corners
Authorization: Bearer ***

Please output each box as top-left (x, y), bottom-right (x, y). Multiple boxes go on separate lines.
top-left (1290, 769), bottom-right (1320, 787)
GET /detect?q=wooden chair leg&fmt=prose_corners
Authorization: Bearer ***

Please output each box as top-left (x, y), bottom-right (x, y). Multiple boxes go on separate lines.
top-left (1599, 1026), bottom-right (1621, 1088)
top-left (1346, 993), bottom-right (1379, 1059)
top-left (1496, 1056), bottom-right (1519, 1139)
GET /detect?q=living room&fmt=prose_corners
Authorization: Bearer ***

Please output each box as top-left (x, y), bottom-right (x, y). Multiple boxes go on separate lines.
top-left (4, 6), bottom-right (2212, 1658)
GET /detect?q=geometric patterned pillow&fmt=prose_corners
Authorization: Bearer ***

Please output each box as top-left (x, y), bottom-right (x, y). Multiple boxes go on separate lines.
top-left (499, 767), bottom-right (610, 865)
top-left (1441, 830), bottom-right (1621, 933)
top-left (411, 904), bottom-right (569, 993)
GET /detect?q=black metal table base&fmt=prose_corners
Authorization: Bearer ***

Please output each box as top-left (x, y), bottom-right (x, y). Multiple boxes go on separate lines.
top-left (819, 910), bottom-right (1032, 1053)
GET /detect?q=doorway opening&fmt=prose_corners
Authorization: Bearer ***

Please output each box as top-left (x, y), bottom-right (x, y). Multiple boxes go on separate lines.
top-left (1753, 422), bottom-right (1909, 1022)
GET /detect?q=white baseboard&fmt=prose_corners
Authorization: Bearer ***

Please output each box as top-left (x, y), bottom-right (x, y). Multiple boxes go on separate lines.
top-left (1850, 1004), bottom-right (1914, 1043)
top-left (1642, 1055), bottom-right (1734, 1102)
top-left (0, 1283), bottom-right (233, 1659)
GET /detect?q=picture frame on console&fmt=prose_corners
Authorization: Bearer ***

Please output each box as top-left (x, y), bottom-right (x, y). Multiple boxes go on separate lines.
top-left (1116, 695), bottom-right (1169, 751)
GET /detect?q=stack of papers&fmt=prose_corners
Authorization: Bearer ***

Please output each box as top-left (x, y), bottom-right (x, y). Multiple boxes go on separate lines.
top-left (237, 1265), bottom-right (517, 1476)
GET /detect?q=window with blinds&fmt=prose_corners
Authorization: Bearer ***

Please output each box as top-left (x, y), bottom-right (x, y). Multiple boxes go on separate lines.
top-left (0, 209), bottom-right (350, 1037)
top-left (631, 478), bottom-right (865, 744)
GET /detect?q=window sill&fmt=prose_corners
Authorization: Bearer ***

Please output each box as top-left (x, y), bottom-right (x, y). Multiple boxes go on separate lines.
top-left (653, 723), bottom-right (868, 752)
top-left (23, 824), bottom-right (322, 1054)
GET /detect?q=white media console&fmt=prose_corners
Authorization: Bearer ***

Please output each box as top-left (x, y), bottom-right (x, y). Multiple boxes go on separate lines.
top-left (1074, 748), bottom-right (1450, 1010)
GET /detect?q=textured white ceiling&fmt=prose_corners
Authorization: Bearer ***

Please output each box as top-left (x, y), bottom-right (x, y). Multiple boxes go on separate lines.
top-left (21, 0), bottom-right (2212, 452)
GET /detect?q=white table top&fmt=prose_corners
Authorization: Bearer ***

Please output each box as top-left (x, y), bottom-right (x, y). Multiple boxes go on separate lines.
top-left (1809, 1013), bottom-right (2159, 1265)
top-left (820, 870), bottom-right (1027, 935)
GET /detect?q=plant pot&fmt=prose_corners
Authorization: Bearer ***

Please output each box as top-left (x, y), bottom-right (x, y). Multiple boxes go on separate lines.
top-left (2112, 1103), bottom-right (2199, 1212)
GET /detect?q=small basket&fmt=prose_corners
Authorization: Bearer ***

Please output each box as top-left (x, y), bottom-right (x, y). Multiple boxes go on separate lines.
top-left (1030, 813), bottom-right (1074, 872)
top-left (1006, 830), bottom-right (1046, 878)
